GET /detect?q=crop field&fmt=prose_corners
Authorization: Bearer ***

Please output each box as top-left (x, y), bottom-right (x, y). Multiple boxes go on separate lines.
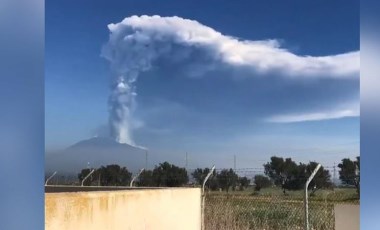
top-left (204, 187), bottom-right (359, 230)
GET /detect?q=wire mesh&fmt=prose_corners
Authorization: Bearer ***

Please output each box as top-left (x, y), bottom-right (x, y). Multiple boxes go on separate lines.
top-left (203, 176), bottom-right (359, 230)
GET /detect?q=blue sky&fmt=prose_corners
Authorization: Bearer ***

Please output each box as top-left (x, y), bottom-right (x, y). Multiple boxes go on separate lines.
top-left (46, 0), bottom-right (359, 168)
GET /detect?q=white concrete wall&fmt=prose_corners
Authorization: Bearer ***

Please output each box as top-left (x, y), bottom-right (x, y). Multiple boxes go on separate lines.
top-left (45, 188), bottom-right (201, 230)
top-left (335, 204), bottom-right (359, 230)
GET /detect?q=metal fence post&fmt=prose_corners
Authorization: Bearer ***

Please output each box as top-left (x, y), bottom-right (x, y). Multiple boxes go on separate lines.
top-left (130, 168), bottom-right (145, 187)
top-left (45, 171), bottom-right (57, 186)
top-left (304, 163), bottom-right (321, 230)
top-left (81, 169), bottom-right (95, 186)
top-left (201, 165), bottom-right (215, 230)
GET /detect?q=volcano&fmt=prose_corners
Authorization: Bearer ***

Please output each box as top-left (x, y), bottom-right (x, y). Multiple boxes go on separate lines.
top-left (45, 137), bottom-right (146, 174)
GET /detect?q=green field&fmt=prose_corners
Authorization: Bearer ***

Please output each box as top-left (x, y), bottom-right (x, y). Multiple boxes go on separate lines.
top-left (204, 187), bottom-right (359, 230)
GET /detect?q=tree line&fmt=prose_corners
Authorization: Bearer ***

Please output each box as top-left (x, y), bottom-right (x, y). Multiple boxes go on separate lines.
top-left (78, 162), bottom-right (189, 187)
top-left (263, 156), bottom-right (360, 194)
top-left (77, 156), bottom-right (360, 194)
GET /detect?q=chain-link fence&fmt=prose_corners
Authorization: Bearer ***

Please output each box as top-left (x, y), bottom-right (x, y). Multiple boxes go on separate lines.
top-left (203, 184), bottom-right (359, 230)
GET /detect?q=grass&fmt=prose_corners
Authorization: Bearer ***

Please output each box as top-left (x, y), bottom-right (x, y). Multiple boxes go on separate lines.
top-left (204, 187), bottom-right (359, 230)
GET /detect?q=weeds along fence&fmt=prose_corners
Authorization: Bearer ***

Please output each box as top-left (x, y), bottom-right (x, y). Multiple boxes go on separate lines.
top-left (201, 167), bottom-right (359, 230)
top-left (204, 188), bottom-right (359, 230)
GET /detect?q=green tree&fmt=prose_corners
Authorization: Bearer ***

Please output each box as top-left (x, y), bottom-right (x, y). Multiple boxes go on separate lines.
top-left (137, 170), bottom-right (154, 187)
top-left (152, 162), bottom-right (189, 187)
top-left (264, 156), bottom-right (306, 191)
top-left (238, 177), bottom-right (250, 191)
top-left (264, 156), bottom-right (332, 193)
top-left (264, 156), bottom-right (286, 186)
top-left (191, 168), bottom-right (211, 185)
top-left (78, 168), bottom-right (95, 186)
top-left (305, 161), bottom-right (332, 191)
top-left (254, 175), bottom-right (272, 191)
top-left (338, 157), bottom-right (360, 194)
top-left (96, 164), bottom-right (132, 186)
top-left (217, 169), bottom-right (238, 193)
top-left (208, 174), bottom-right (219, 191)
top-left (78, 164), bottom-right (133, 186)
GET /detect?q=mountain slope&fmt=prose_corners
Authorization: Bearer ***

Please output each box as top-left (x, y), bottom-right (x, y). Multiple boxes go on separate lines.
top-left (45, 137), bottom-right (146, 174)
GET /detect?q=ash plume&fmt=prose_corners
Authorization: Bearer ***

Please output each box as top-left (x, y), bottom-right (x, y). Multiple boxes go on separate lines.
top-left (101, 15), bottom-right (359, 145)
top-left (108, 76), bottom-right (137, 145)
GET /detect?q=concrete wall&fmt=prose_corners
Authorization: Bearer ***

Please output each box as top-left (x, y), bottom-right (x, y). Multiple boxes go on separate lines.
top-left (45, 187), bottom-right (201, 230)
top-left (335, 204), bottom-right (360, 230)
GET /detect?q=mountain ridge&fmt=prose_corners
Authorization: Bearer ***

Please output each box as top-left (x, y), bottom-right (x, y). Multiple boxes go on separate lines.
top-left (45, 137), bottom-right (146, 174)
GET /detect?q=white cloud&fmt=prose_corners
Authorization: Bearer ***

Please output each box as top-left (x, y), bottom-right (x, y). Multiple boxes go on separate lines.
top-left (266, 103), bottom-right (360, 123)
top-left (104, 15), bottom-right (360, 79)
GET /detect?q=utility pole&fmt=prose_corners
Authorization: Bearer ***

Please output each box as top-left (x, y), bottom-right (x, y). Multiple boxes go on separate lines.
top-left (145, 151), bottom-right (148, 170)
top-left (185, 152), bottom-right (188, 169)
top-left (234, 154), bottom-right (236, 172)
top-left (333, 162), bottom-right (337, 187)
top-left (98, 173), bottom-right (101, 186)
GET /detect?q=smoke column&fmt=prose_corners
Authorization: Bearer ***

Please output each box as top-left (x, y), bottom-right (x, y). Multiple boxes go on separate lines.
top-left (101, 15), bottom-right (359, 145)
top-left (108, 76), bottom-right (137, 145)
